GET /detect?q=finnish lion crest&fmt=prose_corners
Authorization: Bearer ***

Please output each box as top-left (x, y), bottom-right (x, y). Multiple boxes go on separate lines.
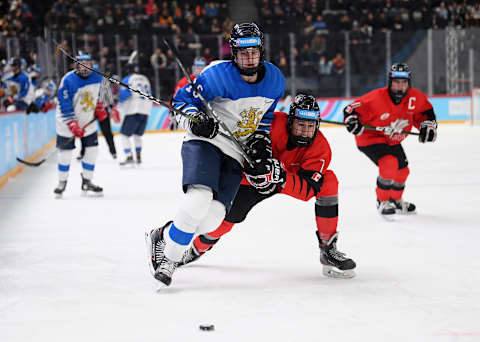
top-left (234, 107), bottom-right (264, 138)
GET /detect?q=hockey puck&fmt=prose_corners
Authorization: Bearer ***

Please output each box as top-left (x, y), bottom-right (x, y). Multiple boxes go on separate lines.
top-left (199, 324), bottom-right (215, 331)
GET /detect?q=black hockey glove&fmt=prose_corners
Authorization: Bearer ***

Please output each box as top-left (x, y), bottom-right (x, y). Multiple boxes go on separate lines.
top-left (189, 111), bottom-right (219, 139)
top-left (245, 158), bottom-right (286, 195)
top-left (344, 115), bottom-right (364, 135)
top-left (418, 120), bottom-right (437, 143)
top-left (246, 131), bottom-right (273, 161)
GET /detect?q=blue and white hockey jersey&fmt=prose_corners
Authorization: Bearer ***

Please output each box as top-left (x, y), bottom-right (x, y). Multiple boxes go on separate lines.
top-left (118, 73), bottom-right (152, 117)
top-left (173, 61), bottom-right (285, 164)
top-left (3, 72), bottom-right (35, 105)
top-left (56, 71), bottom-right (103, 137)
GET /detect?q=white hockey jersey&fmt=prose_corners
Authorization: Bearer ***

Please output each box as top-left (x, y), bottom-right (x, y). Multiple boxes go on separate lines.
top-left (56, 70), bottom-right (102, 137)
top-left (173, 60), bottom-right (285, 165)
top-left (118, 73), bottom-right (152, 117)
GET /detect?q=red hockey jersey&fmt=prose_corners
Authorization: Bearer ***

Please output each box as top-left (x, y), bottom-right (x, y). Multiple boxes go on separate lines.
top-left (345, 86), bottom-right (433, 146)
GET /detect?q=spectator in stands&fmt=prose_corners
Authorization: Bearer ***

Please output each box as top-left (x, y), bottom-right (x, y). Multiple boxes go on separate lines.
top-left (332, 53), bottom-right (345, 75)
top-left (150, 48), bottom-right (167, 70)
top-left (202, 47), bottom-right (214, 64)
top-left (318, 55), bottom-right (332, 75)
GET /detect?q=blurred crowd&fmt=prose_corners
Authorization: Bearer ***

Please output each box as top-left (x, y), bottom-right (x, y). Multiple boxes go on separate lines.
top-left (258, 0), bottom-right (480, 34)
top-left (44, 0), bottom-right (230, 35)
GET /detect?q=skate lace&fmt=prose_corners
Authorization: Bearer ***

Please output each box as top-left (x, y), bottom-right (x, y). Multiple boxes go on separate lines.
top-left (155, 240), bottom-right (165, 261)
top-left (159, 257), bottom-right (176, 276)
top-left (329, 243), bottom-right (347, 261)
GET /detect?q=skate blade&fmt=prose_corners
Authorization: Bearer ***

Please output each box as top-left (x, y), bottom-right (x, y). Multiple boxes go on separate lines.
top-left (81, 191), bottom-right (104, 197)
top-left (395, 209), bottom-right (417, 215)
top-left (322, 265), bottom-right (356, 279)
top-left (378, 211), bottom-right (395, 221)
top-left (144, 230), bottom-right (156, 277)
top-left (54, 193), bottom-right (63, 199)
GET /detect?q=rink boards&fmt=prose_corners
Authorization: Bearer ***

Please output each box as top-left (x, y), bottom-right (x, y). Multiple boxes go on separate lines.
top-left (0, 94), bottom-right (472, 182)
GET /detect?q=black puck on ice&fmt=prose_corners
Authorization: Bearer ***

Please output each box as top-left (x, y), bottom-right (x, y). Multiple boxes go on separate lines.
top-left (199, 324), bottom-right (215, 331)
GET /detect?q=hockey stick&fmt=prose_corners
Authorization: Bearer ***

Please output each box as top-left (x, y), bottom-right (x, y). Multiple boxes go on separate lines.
top-left (52, 40), bottom-right (202, 125)
top-left (16, 118), bottom-right (96, 167)
top-left (319, 118), bottom-right (420, 136)
top-left (163, 38), bottom-right (254, 167)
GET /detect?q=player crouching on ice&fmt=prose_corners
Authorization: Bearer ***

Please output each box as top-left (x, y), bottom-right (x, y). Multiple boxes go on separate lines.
top-left (342, 63), bottom-right (438, 217)
top-left (180, 94), bottom-right (356, 279)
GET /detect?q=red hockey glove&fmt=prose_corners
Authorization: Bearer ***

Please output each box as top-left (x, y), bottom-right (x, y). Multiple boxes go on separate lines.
top-left (41, 100), bottom-right (55, 113)
top-left (110, 105), bottom-right (120, 123)
top-left (3, 96), bottom-right (14, 107)
top-left (94, 101), bottom-right (108, 121)
top-left (67, 120), bottom-right (85, 138)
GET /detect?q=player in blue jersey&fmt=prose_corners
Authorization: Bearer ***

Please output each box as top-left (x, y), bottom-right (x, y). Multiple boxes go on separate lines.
top-left (2, 57), bottom-right (35, 112)
top-left (146, 22), bottom-right (286, 286)
top-left (118, 63), bottom-right (153, 165)
top-left (53, 52), bottom-right (107, 198)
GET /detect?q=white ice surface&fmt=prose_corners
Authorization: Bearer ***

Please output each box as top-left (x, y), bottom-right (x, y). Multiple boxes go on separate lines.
top-left (1, 125), bottom-right (479, 342)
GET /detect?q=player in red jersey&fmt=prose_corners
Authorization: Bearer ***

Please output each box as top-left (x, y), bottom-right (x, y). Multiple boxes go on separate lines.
top-left (177, 94), bottom-right (356, 278)
top-left (343, 63), bottom-right (438, 216)
top-left (172, 56), bottom-right (207, 97)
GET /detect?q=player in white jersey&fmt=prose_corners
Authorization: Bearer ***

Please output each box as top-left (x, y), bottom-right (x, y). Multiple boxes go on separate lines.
top-left (146, 22), bottom-right (286, 286)
top-left (53, 52), bottom-right (107, 198)
top-left (118, 63), bottom-right (153, 165)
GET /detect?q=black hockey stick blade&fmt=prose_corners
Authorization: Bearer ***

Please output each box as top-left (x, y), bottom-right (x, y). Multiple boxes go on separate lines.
top-left (16, 157), bottom-right (47, 167)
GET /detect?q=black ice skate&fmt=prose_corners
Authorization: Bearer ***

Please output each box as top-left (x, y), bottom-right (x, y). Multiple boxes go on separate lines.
top-left (377, 200), bottom-right (396, 216)
top-left (145, 221), bottom-right (177, 286)
top-left (119, 155), bottom-right (134, 166)
top-left (389, 198), bottom-right (416, 214)
top-left (53, 180), bottom-right (67, 198)
top-left (317, 232), bottom-right (356, 279)
top-left (136, 151), bottom-right (142, 164)
top-left (177, 244), bottom-right (203, 267)
top-left (81, 174), bottom-right (103, 196)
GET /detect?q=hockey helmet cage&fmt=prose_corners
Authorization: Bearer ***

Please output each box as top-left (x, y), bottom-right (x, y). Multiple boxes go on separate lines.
top-left (288, 94), bottom-right (320, 147)
top-left (388, 63), bottom-right (411, 104)
top-left (229, 23), bottom-right (264, 76)
top-left (75, 51), bottom-right (92, 78)
top-left (192, 56), bottom-right (207, 76)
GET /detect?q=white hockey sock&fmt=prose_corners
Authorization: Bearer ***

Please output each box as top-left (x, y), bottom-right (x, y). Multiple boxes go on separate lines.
top-left (196, 200), bottom-right (226, 235)
top-left (57, 149), bottom-right (72, 181)
top-left (133, 135), bottom-right (142, 153)
top-left (120, 134), bottom-right (132, 156)
top-left (81, 146), bottom-right (98, 180)
top-left (164, 185), bottom-right (213, 262)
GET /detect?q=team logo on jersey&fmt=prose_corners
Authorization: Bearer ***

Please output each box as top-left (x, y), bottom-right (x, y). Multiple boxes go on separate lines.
top-left (386, 118), bottom-right (410, 138)
top-left (80, 92), bottom-right (95, 112)
top-left (234, 107), bottom-right (263, 137)
top-left (311, 172), bottom-right (322, 182)
top-left (380, 112), bottom-right (390, 120)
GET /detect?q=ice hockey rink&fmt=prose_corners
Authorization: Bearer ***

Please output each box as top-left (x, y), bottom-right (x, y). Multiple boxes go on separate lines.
top-left (1, 124), bottom-right (479, 342)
